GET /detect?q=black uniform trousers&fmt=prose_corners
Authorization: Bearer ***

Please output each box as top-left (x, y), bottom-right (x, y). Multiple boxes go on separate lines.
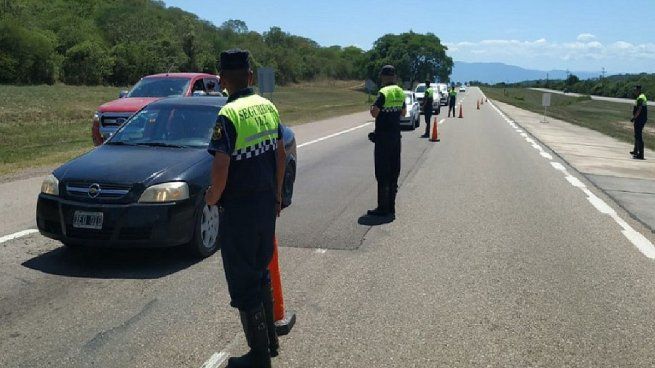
top-left (374, 134), bottom-right (401, 213)
top-left (219, 191), bottom-right (276, 311)
top-left (424, 110), bottom-right (433, 136)
top-left (448, 101), bottom-right (456, 117)
top-left (634, 119), bottom-right (646, 157)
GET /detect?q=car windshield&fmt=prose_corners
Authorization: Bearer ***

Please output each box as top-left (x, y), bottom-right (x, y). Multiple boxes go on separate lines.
top-left (108, 104), bottom-right (218, 148)
top-left (415, 85), bottom-right (426, 93)
top-left (127, 78), bottom-right (191, 98)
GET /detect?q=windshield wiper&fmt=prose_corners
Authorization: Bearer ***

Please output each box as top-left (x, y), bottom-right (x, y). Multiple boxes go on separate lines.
top-left (134, 142), bottom-right (186, 148)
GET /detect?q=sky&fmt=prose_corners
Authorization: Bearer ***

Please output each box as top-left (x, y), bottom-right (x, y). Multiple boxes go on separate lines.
top-left (163, 0), bottom-right (655, 74)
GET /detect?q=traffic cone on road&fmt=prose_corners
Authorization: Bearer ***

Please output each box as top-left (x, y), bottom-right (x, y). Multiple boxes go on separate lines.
top-left (269, 236), bottom-right (296, 336)
top-left (430, 117), bottom-right (440, 142)
top-left (458, 103), bottom-right (464, 118)
top-left (480, 98), bottom-right (484, 106)
top-left (476, 100), bottom-right (480, 110)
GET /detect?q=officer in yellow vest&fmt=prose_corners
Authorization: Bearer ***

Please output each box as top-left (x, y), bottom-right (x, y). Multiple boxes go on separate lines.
top-left (630, 85), bottom-right (648, 160)
top-left (447, 86), bottom-right (457, 117)
top-left (368, 65), bottom-right (406, 217)
top-left (205, 49), bottom-right (286, 368)
top-left (421, 80), bottom-right (435, 138)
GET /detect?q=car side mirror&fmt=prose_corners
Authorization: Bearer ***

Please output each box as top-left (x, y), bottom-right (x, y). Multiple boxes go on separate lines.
top-left (119, 90), bottom-right (128, 98)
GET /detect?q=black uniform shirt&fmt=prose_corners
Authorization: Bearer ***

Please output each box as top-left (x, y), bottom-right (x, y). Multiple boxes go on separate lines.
top-left (373, 90), bottom-right (406, 137)
top-left (208, 88), bottom-right (282, 199)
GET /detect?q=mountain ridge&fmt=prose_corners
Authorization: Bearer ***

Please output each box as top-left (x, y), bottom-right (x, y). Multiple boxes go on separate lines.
top-left (451, 61), bottom-right (600, 84)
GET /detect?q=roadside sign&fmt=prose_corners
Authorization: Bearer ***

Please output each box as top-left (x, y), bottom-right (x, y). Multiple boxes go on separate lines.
top-left (257, 67), bottom-right (275, 95)
top-left (541, 92), bottom-right (551, 123)
top-left (365, 79), bottom-right (377, 93)
top-left (542, 93), bottom-right (551, 107)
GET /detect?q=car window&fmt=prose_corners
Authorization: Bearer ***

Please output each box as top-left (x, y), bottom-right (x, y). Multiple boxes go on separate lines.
top-left (127, 78), bottom-right (191, 98)
top-left (204, 78), bottom-right (221, 93)
top-left (191, 79), bottom-right (205, 93)
top-left (415, 85), bottom-right (426, 93)
top-left (109, 105), bottom-right (219, 148)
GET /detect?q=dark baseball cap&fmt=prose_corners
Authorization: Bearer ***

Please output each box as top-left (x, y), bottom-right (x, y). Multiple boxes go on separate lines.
top-left (635, 85), bottom-right (642, 89)
top-left (220, 49), bottom-right (250, 71)
top-left (380, 65), bottom-right (396, 76)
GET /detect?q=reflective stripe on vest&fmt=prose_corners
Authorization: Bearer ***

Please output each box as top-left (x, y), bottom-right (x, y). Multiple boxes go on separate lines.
top-left (380, 85), bottom-right (405, 112)
top-left (219, 94), bottom-right (280, 161)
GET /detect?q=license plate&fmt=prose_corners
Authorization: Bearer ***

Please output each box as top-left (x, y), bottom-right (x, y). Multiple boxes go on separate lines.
top-left (73, 211), bottom-right (104, 230)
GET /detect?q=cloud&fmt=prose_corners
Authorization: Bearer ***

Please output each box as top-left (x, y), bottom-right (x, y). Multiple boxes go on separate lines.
top-left (577, 33), bottom-right (596, 42)
top-left (445, 36), bottom-right (655, 72)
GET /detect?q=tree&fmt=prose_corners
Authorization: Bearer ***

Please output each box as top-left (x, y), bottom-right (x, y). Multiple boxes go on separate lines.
top-left (61, 41), bottom-right (113, 85)
top-left (221, 19), bottom-right (248, 34)
top-left (365, 32), bottom-right (453, 86)
top-left (566, 74), bottom-right (580, 86)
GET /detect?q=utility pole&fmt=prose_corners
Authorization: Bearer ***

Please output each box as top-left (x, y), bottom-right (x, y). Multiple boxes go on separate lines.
top-left (601, 67), bottom-right (606, 80)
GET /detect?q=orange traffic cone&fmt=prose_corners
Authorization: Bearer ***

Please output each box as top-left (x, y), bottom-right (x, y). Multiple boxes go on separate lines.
top-left (458, 103), bottom-right (463, 118)
top-left (269, 236), bottom-right (296, 335)
top-left (476, 100), bottom-right (480, 110)
top-left (480, 98), bottom-right (484, 106)
top-left (430, 117), bottom-right (439, 142)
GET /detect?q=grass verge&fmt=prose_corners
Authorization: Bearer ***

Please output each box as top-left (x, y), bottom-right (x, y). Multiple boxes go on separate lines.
top-left (0, 81), bottom-right (369, 176)
top-left (481, 87), bottom-right (654, 151)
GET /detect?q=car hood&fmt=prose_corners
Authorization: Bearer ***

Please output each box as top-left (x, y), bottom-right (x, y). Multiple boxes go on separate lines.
top-left (55, 145), bottom-right (210, 186)
top-left (98, 97), bottom-right (160, 113)
top-left (415, 92), bottom-right (425, 98)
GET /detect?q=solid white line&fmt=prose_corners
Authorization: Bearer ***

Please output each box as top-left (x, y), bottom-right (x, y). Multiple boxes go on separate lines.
top-left (200, 352), bottom-right (229, 368)
top-left (297, 122), bottom-right (373, 148)
top-left (315, 248), bottom-right (327, 254)
top-left (0, 229), bottom-right (38, 244)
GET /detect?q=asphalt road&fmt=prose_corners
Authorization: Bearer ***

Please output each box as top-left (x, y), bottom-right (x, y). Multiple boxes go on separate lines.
top-left (2, 88), bottom-right (655, 367)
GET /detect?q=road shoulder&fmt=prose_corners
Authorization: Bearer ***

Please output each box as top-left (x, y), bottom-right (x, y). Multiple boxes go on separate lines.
top-left (492, 99), bottom-right (655, 233)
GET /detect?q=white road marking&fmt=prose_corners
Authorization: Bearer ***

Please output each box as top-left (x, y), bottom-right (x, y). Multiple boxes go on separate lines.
top-left (200, 351), bottom-right (229, 368)
top-left (315, 248), bottom-right (327, 254)
top-left (297, 122), bottom-right (373, 148)
top-left (487, 93), bottom-right (655, 259)
top-left (0, 229), bottom-right (38, 244)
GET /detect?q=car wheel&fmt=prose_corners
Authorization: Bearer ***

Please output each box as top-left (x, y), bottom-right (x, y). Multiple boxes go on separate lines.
top-left (62, 241), bottom-right (81, 250)
top-left (190, 204), bottom-right (220, 258)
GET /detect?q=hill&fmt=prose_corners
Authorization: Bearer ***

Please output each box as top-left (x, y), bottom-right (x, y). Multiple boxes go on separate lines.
top-left (451, 61), bottom-right (599, 84)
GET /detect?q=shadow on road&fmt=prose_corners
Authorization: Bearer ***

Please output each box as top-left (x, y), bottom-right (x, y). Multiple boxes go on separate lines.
top-left (357, 213), bottom-right (395, 226)
top-left (21, 245), bottom-right (203, 279)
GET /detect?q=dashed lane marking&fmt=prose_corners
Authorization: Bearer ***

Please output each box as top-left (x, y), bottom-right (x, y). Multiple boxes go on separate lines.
top-left (199, 351), bottom-right (228, 368)
top-left (484, 95), bottom-right (655, 259)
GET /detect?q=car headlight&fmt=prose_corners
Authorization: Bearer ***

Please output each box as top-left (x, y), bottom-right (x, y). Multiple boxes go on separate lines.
top-left (138, 182), bottom-right (189, 203)
top-left (41, 174), bottom-right (59, 196)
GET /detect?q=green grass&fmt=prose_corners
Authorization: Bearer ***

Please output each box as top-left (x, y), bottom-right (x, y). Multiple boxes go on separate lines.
top-left (0, 81), bottom-right (369, 176)
top-left (481, 87), bottom-right (654, 151)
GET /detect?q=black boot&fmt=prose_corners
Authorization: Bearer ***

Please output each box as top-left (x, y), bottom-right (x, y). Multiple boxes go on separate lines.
top-left (388, 184), bottom-right (397, 217)
top-left (368, 183), bottom-right (390, 216)
top-left (261, 284), bottom-right (279, 357)
top-left (227, 305), bottom-right (271, 368)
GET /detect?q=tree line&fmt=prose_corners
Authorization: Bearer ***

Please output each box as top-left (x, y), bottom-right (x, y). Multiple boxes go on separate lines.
top-left (0, 0), bottom-right (452, 87)
top-left (487, 73), bottom-right (655, 101)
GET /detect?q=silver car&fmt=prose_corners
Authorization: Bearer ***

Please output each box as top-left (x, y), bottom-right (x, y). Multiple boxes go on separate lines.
top-left (400, 91), bottom-right (420, 130)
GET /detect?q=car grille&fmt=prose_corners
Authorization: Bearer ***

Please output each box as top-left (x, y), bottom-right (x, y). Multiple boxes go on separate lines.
top-left (66, 226), bottom-right (113, 240)
top-left (66, 182), bottom-right (132, 200)
top-left (101, 113), bottom-right (131, 127)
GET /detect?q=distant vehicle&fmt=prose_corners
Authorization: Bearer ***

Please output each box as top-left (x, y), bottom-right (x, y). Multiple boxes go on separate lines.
top-left (400, 91), bottom-right (420, 130)
top-left (92, 73), bottom-right (221, 145)
top-left (39, 97), bottom-right (297, 258)
top-left (436, 83), bottom-right (449, 106)
top-left (459, 85), bottom-right (467, 93)
top-left (414, 83), bottom-right (441, 114)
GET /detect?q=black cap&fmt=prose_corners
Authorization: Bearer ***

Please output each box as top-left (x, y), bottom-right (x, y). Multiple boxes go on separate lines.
top-left (380, 65), bottom-right (396, 76)
top-left (425, 80), bottom-right (431, 85)
top-left (220, 49), bottom-right (250, 71)
top-left (635, 85), bottom-right (642, 89)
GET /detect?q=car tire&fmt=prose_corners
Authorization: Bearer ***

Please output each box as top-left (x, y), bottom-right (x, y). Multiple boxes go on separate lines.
top-left (61, 241), bottom-right (81, 250)
top-left (189, 204), bottom-right (220, 258)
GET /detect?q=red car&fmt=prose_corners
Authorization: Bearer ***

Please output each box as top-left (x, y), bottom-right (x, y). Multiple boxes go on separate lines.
top-left (92, 73), bottom-right (221, 145)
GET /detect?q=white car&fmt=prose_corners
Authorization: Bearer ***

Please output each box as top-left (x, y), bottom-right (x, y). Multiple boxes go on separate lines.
top-left (414, 83), bottom-right (441, 115)
top-left (459, 85), bottom-right (467, 93)
top-left (436, 83), bottom-right (449, 106)
top-left (400, 91), bottom-right (420, 130)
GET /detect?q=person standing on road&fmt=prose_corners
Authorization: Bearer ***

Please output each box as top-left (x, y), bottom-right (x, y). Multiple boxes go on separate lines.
top-left (205, 49), bottom-right (286, 368)
top-left (447, 87), bottom-right (458, 117)
top-left (368, 65), bottom-right (406, 217)
top-left (630, 85), bottom-right (648, 160)
top-left (421, 80), bottom-right (434, 138)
